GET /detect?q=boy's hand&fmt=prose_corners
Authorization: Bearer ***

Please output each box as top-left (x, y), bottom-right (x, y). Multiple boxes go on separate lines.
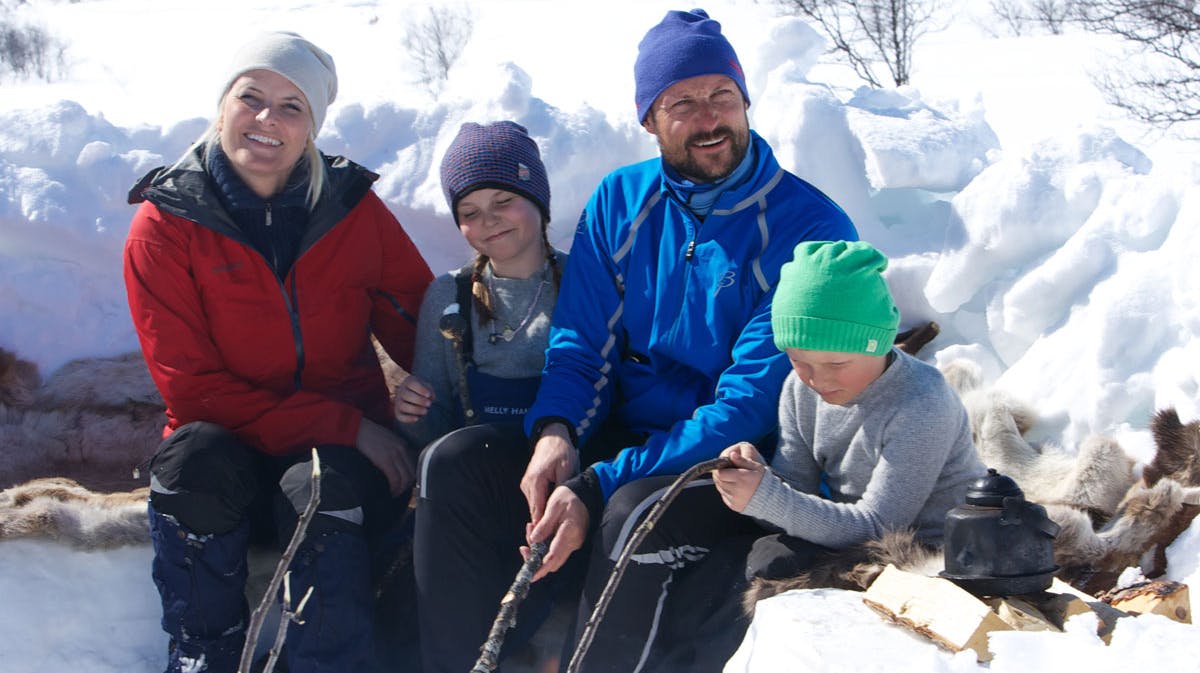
top-left (714, 442), bottom-right (766, 512)
top-left (394, 373), bottom-right (434, 423)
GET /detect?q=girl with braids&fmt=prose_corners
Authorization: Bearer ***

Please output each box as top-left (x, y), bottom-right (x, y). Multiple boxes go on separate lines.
top-left (394, 121), bottom-right (565, 446)
top-left (396, 121), bottom-right (569, 673)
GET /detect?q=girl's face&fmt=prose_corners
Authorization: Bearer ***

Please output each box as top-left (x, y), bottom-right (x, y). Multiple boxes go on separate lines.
top-left (455, 188), bottom-right (545, 276)
top-left (218, 69), bottom-right (313, 198)
top-left (785, 348), bottom-right (888, 406)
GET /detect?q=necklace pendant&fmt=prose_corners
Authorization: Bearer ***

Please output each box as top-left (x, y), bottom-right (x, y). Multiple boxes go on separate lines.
top-left (501, 326), bottom-right (516, 342)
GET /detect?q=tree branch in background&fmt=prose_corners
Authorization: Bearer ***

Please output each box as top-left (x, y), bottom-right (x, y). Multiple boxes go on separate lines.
top-left (238, 449), bottom-right (322, 673)
top-left (777, 0), bottom-right (942, 86)
top-left (402, 3), bottom-right (474, 97)
top-left (1072, 0), bottom-right (1200, 126)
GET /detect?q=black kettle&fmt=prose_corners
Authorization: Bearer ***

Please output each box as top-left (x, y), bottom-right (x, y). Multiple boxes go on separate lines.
top-left (939, 469), bottom-right (1060, 596)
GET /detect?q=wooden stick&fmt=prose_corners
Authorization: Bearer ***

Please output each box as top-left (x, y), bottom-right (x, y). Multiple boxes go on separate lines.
top-left (260, 573), bottom-right (314, 673)
top-left (238, 448), bottom-right (323, 673)
top-left (470, 540), bottom-right (551, 673)
top-left (440, 308), bottom-right (477, 426)
top-left (564, 456), bottom-right (733, 673)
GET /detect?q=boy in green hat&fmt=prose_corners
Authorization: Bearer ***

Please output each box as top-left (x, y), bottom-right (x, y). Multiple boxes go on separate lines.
top-left (715, 240), bottom-right (986, 581)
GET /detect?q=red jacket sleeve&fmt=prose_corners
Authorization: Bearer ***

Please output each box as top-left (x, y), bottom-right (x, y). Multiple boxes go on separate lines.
top-left (364, 192), bottom-right (432, 371)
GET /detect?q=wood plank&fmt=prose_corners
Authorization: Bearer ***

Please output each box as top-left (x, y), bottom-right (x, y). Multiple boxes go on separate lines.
top-left (863, 565), bottom-right (1011, 662)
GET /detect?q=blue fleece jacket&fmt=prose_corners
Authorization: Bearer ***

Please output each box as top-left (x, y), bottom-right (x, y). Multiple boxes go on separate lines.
top-left (526, 131), bottom-right (858, 502)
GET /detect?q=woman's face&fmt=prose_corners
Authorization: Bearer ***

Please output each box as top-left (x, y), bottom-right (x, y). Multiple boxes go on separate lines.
top-left (218, 69), bottom-right (313, 198)
top-left (455, 188), bottom-right (546, 276)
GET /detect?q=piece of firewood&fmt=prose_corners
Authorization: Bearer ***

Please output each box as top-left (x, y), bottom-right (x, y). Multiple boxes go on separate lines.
top-left (1102, 580), bottom-right (1191, 624)
top-left (987, 596), bottom-right (1060, 632)
top-left (863, 564), bottom-right (1012, 662)
top-left (1044, 577), bottom-right (1126, 642)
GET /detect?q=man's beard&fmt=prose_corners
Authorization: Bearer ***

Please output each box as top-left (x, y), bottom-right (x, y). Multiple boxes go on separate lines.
top-left (662, 124), bottom-right (750, 184)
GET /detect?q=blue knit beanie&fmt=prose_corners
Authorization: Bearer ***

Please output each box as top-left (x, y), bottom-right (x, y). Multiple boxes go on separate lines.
top-left (634, 8), bottom-right (749, 122)
top-left (440, 121), bottom-right (551, 225)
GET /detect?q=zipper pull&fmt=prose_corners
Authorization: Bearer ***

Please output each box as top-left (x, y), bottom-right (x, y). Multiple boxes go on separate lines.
top-left (685, 239), bottom-right (696, 262)
top-left (265, 204), bottom-right (272, 227)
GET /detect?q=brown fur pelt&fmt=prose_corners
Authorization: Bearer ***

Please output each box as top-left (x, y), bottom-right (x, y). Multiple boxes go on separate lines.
top-left (0, 477), bottom-right (149, 549)
top-left (0, 349), bottom-right (165, 491)
top-left (741, 530), bottom-right (941, 616)
top-left (0, 347), bottom-right (41, 409)
top-left (1052, 409), bottom-right (1200, 593)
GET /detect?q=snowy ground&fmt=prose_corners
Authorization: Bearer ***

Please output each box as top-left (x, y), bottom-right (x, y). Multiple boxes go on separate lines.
top-left (1, 0), bottom-right (1199, 671)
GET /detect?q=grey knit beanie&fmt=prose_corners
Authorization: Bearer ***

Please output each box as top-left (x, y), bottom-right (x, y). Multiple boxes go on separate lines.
top-left (220, 31), bottom-right (338, 134)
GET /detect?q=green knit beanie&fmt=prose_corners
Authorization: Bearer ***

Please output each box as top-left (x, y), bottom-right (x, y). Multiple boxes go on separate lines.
top-left (772, 241), bottom-right (899, 355)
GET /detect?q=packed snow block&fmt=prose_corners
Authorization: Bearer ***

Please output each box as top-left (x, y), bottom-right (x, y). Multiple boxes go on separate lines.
top-left (862, 564), bottom-right (1012, 662)
top-left (1102, 580), bottom-right (1191, 624)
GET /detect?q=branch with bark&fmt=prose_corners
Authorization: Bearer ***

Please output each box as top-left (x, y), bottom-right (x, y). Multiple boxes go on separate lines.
top-left (564, 457), bottom-right (733, 673)
top-left (237, 448), bottom-right (322, 673)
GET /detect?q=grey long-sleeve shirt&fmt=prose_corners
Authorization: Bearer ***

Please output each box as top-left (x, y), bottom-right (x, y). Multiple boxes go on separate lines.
top-left (398, 253), bottom-right (565, 449)
top-left (741, 349), bottom-right (985, 548)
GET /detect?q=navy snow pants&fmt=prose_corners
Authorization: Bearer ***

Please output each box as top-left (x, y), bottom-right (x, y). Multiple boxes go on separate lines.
top-left (147, 421), bottom-right (409, 673)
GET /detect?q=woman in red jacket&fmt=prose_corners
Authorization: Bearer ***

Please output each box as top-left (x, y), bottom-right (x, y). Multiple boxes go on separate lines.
top-left (123, 31), bottom-right (431, 673)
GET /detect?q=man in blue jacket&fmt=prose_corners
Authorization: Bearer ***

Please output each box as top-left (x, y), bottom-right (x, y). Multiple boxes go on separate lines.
top-left (518, 8), bottom-right (859, 671)
top-left (413, 8), bottom-right (858, 673)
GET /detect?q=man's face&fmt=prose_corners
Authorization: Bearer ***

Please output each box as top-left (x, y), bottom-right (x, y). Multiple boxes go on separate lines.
top-left (642, 74), bottom-right (750, 184)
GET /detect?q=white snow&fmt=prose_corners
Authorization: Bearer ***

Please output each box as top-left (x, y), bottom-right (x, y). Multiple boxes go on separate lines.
top-left (1, 0), bottom-right (1199, 670)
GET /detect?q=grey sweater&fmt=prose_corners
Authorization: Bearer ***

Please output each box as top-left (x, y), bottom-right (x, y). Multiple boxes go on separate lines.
top-left (741, 349), bottom-right (985, 548)
top-left (399, 252), bottom-right (566, 449)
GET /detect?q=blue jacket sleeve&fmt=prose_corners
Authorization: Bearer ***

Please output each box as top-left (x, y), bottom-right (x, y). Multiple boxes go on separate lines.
top-left (524, 201), bottom-right (621, 446)
top-left (589, 287), bottom-right (789, 499)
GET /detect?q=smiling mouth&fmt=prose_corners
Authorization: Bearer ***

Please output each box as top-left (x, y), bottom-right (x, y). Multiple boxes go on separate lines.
top-left (246, 133), bottom-right (282, 147)
top-left (692, 135), bottom-right (727, 149)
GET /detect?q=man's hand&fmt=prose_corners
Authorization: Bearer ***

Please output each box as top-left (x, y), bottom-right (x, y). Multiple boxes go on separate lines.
top-left (523, 485), bottom-right (589, 582)
top-left (393, 373), bottom-right (434, 424)
top-left (520, 422), bottom-right (579, 526)
top-left (713, 442), bottom-right (765, 512)
top-left (356, 418), bottom-right (416, 496)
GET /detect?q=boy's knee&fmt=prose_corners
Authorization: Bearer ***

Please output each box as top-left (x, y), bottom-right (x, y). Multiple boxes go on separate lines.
top-left (148, 421), bottom-right (258, 535)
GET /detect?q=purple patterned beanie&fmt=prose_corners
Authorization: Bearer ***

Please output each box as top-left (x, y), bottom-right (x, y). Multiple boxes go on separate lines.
top-left (440, 121), bottom-right (551, 224)
top-left (634, 8), bottom-right (749, 122)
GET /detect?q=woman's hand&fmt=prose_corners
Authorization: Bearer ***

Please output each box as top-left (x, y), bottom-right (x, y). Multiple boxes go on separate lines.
top-left (356, 418), bottom-right (416, 496)
top-left (519, 422), bottom-right (578, 527)
top-left (713, 441), bottom-right (766, 513)
top-left (394, 373), bottom-right (434, 423)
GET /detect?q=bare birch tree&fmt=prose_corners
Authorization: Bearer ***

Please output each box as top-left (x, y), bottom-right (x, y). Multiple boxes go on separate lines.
top-left (777, 0), bottom-right (942, 87)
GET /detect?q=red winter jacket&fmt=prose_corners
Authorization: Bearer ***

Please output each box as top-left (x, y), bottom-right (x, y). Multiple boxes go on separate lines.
top-left (124, 147), bottom-right (433, 456)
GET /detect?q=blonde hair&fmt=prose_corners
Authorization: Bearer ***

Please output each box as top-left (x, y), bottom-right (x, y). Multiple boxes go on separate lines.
top-left (169, 89), bottom-right (328, 210)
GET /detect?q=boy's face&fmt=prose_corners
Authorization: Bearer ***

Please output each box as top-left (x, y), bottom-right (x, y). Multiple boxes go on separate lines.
top-left (785, 348), bottom-right (888, 406)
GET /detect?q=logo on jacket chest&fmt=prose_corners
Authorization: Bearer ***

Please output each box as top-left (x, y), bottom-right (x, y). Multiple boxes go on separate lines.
top-left (714, 270), bottom-right (737, 297)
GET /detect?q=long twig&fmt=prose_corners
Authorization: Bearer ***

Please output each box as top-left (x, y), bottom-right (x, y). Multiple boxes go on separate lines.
top-left (470, 540), bottom-right (551, 673)
top-left (237, 448), bottom-right (323, 673)
top-left (440, 307), bottom-right (476, 426)
top-left (261, 573), bottom-right (314, 673)
top-left (564, 456), bottom-right (733, 673)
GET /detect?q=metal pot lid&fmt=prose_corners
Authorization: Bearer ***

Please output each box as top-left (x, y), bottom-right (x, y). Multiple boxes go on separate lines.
top-left (965, 468), bottom-right (1025, 507)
